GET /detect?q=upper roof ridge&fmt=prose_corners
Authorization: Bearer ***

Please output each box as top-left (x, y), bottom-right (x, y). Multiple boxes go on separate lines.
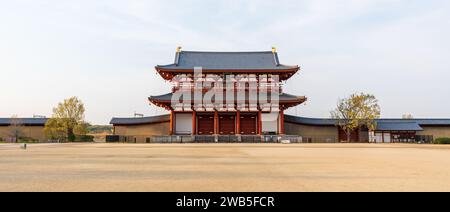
top-left (180, 50), bottom-right (275, 54)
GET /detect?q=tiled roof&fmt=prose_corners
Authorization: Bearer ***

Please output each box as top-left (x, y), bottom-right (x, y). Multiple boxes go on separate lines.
top-left (376, 122), bottom-right (423, 131)
top-left (378, 119), bottom-right (450, 126)
top-left (109, 114), bottom-right (450, 129)
top-left (148, 92), bottom-right (306, 103)
top-left (110, 114), bottom-right (170, 125)
top-left (156, 51), bottom-right (298, 70)
top-left (284, 115), bottom-right (336, 125)
top-left (0, 118), bottom-right (48, 126)
top-left (284, 115), bottom-right (450, 128)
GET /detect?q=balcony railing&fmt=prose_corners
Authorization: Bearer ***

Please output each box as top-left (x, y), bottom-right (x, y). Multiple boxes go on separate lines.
top-left (106, 135), bottom-right (304, 143)
top-left (106, 134), bottom-right (435, 144)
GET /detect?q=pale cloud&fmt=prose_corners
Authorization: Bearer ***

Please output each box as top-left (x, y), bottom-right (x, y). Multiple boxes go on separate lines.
top-left (1, 0), bottom-right (449, 123)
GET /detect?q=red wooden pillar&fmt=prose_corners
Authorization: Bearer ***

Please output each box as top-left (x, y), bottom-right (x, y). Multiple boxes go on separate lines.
top-left (214, 110), bottom-right (219, 135)
top-left (279, 110), bottom-right (285, 135)
top-left (258, 110), bottom-right (262, 135)
top-left (169, 110), bottom-right (174, 135)
top-left (192, 111), bottom-right (196, 135)
top-left (236, 110), bottom-right (241, 134)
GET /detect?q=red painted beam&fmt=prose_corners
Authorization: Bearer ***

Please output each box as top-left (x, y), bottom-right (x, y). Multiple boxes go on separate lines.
top-left (192, 111), bottom-right (196, 135)
top-left (236, 110), bottom-right (241, 135)
top-left (279, 110), bottom-right (285, 135)
top-left (214, 111), bottom-right (219, 135)
top-left (169, 110), bottom-right (174, 135)
top-left (258, 110), bottom-right (262, 135)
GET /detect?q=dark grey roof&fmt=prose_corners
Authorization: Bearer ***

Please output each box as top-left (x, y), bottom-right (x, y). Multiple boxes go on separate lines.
top-left (284, 115), bottom-right (336, 126)
top-left (157, 51), bottom-right (298, 70)
top-left (110, 114), bottom-right (170, 125)
top-left (0, 118), bottom-right (48, 126)
top-left (284, 115), bottom-right (450, 127)
top-left (279, 93), bottom-right (306, 102)
top-left (377, 119), bottom-right (450, 126)
top-left (149, 92), bottom-right (306, 102)
top-left (149, 93), bottom-right (173, 102)
top-left (376, 122), bottom-right (423, 131)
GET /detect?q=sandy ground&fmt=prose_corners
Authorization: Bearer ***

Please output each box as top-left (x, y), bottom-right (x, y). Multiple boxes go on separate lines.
top-left (1, 143), bottom-right (450, 191)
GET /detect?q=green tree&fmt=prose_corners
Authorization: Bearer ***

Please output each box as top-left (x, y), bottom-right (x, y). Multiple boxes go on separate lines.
top-left (331, 93), bottom-right (380, 142)
top-left (44, 118), bottom-right (66, 141)
top-left (44, 97), bottom-right (87, 142)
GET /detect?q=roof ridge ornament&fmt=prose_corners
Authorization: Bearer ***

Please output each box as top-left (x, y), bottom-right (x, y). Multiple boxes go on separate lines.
top-left (272, 47), bottom-right (280, 66)
top-left (174, 46), bottom-right (182, 65)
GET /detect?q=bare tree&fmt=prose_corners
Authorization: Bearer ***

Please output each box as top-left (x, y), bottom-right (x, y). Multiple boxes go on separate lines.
top-left (402, 114), bottom-right (414, 119)
top-left (9, 115), bottom-right (23, 143)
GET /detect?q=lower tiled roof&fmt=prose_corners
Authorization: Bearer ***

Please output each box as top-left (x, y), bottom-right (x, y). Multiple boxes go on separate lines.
top-left (109, 114), bottom-right (450, 130)
top-left (285, 115), bottom-right (450, 129)
top-left (376, 122), bottom-right (423, 131)
top-left (110, 114), bottom-right (170, 125)
top-left (0, 118), bottom-right (48, 126)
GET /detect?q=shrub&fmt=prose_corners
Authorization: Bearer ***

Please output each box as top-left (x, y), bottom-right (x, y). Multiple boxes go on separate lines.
top-left (68, 133), bottom-right (76, 142)
top-left (19, 137), bottom-right (39, 143)
top-left (434, 137), bottom-right (450, 144)
top-left (76, 135), bottom-right (94, 142)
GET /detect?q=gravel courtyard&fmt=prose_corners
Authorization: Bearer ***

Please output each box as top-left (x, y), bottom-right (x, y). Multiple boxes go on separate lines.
top-left (1, 143), bottom-right (450, 191)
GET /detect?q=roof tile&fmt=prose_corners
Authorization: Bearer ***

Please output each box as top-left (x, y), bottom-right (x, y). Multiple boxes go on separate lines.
top-left (157, 51), bottom-right (298, 70)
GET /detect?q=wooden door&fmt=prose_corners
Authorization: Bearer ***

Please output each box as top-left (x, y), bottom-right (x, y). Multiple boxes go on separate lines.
top-left (240, 114), bottom-right (257, 135)
top-left (219, 115), bottom-right (236, 135)
top-left (197, 114), bottom-right (214, 135)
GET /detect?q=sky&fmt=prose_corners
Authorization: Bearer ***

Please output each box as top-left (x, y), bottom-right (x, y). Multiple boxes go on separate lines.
top-left (1, 0), bottom-right (450, 124)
